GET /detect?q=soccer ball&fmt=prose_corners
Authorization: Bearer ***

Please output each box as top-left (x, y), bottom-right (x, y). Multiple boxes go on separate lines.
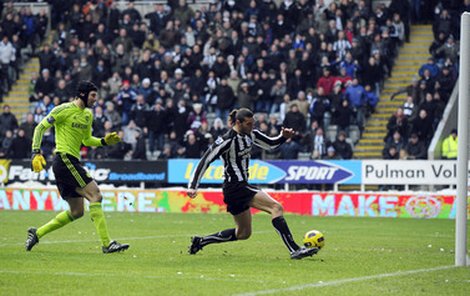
top-left (303, 230), bottom-right (325, 249)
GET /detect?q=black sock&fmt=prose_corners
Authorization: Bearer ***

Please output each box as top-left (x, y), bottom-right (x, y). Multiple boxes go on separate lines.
top-left (201, 228), bottom-right (237, 247)
top-left (272, 216), bottom-right (300, 252)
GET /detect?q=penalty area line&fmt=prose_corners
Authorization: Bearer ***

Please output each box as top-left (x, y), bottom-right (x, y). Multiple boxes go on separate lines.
top-left (234, 265), bottom-right (457, 296)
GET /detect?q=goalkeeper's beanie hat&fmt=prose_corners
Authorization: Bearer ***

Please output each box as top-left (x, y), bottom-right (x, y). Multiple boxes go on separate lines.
top-left (77, 80), bottom-right (98, 105)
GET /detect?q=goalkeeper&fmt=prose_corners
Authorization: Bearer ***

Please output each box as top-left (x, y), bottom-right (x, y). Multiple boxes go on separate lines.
top-left (26, 81), bottom-right (129, 254)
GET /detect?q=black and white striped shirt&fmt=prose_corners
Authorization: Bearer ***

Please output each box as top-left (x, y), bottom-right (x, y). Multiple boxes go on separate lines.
top-left (188, 129), bottom-right (286, 189)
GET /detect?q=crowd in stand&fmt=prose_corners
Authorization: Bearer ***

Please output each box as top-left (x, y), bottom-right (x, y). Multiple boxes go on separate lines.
top-left (382, 1), bottom-right (462, 161)
top-left (0, 0), bottom-right (463, 161)
top-left (0, 1), bottom-right (48, 101)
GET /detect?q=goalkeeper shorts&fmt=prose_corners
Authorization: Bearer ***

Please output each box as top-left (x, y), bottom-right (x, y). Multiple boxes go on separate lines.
top-left (52, 152), bottom-right (93, 199)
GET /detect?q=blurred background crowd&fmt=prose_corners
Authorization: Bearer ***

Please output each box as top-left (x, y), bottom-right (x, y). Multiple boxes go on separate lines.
top-left (0, 0), bottom-right (464, 161)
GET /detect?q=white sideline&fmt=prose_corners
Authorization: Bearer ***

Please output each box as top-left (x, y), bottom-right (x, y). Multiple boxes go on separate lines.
top-left (0, 269), bottom-right (267, 283)
top-left (234, 265), bottom-right (457, 296)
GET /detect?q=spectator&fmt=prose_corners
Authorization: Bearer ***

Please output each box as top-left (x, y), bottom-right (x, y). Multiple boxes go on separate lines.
top-left (405, 132), bottom-right (427, 159)
top-left (361, 56), bottom-right (382, 97)
top-left (345, 78), bottom-right (366, 131)
top-left (38, 43), bottom-right (55, 72)
top-left (270, 79), bottom-right (286, 114)
top-left (435, 35), bottom-right (458, 65)
top-left (309, 87), bottom-right (331, 128)
top-left (104, 101), bottom-right (122, 129)
top-left (92, 106), bottom-right (107, 138)
top-left (173, 0), bottom-right (194, 28)
top-left (146, 99), bottom-right (167, 154)
top-left (316, 67), bottom-right (335, 96)
top-left (333, 131), bottom-right (353, 160)
top-left (187, 103), bottom-right (207, 132)
top-left (122, 120), bottom-right (142, 150)
top-left (385, 107), bottom-right (408, 142)
top-left (255, 71), bottom-right (274, 113)
top-left (385, 130), bottom-right (406, 153)
top-left (288, 68), bottom-right (307, 98)
top-left (130, 95), bottom-right (150, 129)
top-left (237, 82), bottom-right (256, 110)
top-left (435, 66), bottom-right (456, 103)
top-left (210, 117), bottom-right (227, 139)
top-left (333, 99), bottom-right (353, 135)
top-left (311, 127), bottom-right (327, 159)
top-left (19, 112), bottom-right (36, 141)
top-left (34, 68), bottom-right (55, 98)
top-left (215, 77), bottom-right (235, 121)
top-left (418, 57), bottom-right (439, 79)
top-left (441, 129), bottom-right (457, 160)
top-left (137, 77), bottom-right (156, 105)
top-left (283, 104), bottom-right (306, 134)
top-left (324, 145), bottom-right (339, 160)
top-left (183, 131), bottom-right (203, 158)
top-left (0, 104), bottom-right (18, 139)
top-left (364, 84), bottom-right (379, 116)
top-left (0, 35), bottom-right (16, 96)
top-left (402, 96), bottom-right (418, 122)
top-left (145, 4), bottom-right (169, 36)
top-left (0, 129), bottom-right (13, 157)
top-left (382, 145), bottom-right (399, 160)
top-left (115, 80), bottom-right (138, 125)
top-left (132, 129), bottom-right (147, 160)
top-left (280, 137), bottom-right (301, 160)
top-left (10, 128), bottom-right (30, 159)
top-left (54, 79), bottom-right (72, 103)
top-left (411, 109), bottom-right (434, 145)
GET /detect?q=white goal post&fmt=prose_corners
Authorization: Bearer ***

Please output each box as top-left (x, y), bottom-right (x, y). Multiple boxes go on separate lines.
top-left (456, 12), bottom-right (470, 267)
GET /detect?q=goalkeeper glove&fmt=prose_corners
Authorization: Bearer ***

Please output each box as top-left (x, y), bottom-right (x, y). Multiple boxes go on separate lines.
top-left (31, 149), bottom-right (46, 172)
top-left (101, 132), bottom-right (121, 146)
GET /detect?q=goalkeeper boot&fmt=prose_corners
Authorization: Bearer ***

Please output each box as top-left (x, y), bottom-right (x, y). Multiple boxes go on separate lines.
top-left (188, 236), bottom-right (203, 254)
top-left (290, 246), bottom-right (319, 260)
top-left (102, 240), bottom-right (130, 254)
top-left (25, 227), bottom-right (39, 251)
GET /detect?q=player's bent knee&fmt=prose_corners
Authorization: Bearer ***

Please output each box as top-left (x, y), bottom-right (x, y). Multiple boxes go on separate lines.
top-left (272, 203), bottom-right (284, 215)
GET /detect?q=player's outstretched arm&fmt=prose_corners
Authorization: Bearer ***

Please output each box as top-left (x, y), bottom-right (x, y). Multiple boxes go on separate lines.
top-left (83, 129), bottom-right (121, 147)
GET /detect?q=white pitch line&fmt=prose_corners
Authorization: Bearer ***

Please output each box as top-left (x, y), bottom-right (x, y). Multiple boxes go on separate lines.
top-left (0, 269), bottom-right (267, 283)
top-left (234, 265), bottom-right (457, 296)
top-left (0, 230), bottom-right (273, 247)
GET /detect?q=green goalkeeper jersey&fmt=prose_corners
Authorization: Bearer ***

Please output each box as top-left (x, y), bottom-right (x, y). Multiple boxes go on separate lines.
top-left (32, 102), bottom-right (103, 159)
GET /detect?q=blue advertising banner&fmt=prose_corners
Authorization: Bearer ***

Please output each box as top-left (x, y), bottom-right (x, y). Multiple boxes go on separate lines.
top-left (1, 160), bottom-right (167, 184)
top-left (168, 159), bottom-right (361, 184)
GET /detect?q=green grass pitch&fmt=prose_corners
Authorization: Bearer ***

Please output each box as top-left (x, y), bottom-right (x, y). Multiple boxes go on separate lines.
top-left (0, 211), bottom-right (469, 295)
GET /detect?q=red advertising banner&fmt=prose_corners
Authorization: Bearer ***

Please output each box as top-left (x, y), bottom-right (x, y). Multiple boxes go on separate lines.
top-left (0, 188), bottom-right (468, 219)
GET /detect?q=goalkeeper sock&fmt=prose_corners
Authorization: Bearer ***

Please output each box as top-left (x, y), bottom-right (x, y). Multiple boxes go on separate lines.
top-left (89, 202), bottom-right (111, 247)
top-left (272, 216), bottom-right (300, 252)
top-left (36, 211), bottom-right (74, 239)
top-left (201, 228), bottom-right (237, 247)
